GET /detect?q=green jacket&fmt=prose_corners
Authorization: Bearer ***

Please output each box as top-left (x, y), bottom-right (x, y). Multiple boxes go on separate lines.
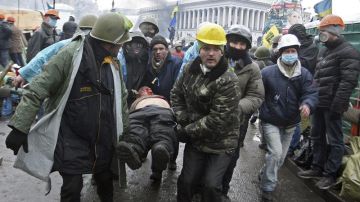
top-left (171, 57), bottom-right (241, 154)
top-left (8, 34), bottom-right (129, 181)
top-left (230, 60), bottom-right (264, 117)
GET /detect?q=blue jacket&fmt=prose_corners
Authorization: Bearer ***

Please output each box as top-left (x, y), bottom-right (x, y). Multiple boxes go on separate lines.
top-left (19, 39), bottom-right (71, 82)
top-left (259, 62), bottom-right (318, 127)
top-left (142, 54), bottom-right (182, 101)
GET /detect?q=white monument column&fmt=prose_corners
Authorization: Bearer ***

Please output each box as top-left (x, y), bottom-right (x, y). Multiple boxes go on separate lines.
top-left (196, 10), bottom-right (200, 28)
top-left (257, 11), bottom-right (261, 30)
top-left (188, 11), bottom-right (191, 29)
top-left (245, 9), bottom-right (250, 27)
top-left (222, 7), bottom-right (226, 26)
top-left (206, 8), bottom-right (210, 22)
top-left (240, 8), bottom-right (244, 25)
top-left (217, 7), bottom-right (220, 24)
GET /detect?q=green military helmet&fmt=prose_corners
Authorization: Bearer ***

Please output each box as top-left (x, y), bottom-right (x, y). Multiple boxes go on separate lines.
top-left (254, 46), bottom-right (271, 60)
top-left (90, 13), bottom-right (133, 45)
top-left (79, 14), bottom-right (98, 29)
top-left (250, 46), bottom-right (257, 53)
top-left (139, 17), bottom-right (159, 35)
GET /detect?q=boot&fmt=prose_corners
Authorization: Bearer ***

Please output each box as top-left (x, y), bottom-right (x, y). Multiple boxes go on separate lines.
top-left (150, 144), bottom-right (170, 181)
top-left (116, 142), bottom-right (142, 170)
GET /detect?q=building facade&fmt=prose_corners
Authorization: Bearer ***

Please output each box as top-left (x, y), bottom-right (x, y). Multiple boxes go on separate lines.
top-left (138, 0), bottom-right (272, 45)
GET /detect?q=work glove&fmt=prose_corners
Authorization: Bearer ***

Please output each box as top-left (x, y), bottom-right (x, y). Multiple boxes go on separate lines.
top-left (329, 111), bottom-right (341, 120)
top-left (5, 128), bottom-right (28, 155)
top-left (176, 124), bottom-right (190, 143)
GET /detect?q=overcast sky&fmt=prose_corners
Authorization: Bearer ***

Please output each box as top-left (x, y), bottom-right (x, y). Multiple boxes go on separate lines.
top-left (96, 0), bottom-right (177, 10)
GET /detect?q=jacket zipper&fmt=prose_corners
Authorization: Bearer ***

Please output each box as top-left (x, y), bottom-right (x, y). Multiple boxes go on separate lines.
top-left (92, 63), bottom-right (102, 172)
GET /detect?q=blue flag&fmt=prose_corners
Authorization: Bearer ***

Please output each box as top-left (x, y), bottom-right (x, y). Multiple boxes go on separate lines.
top-left (169, 2), bottom-right (179, 28)
top-left (314, 0), bottom-right (332, 17)
top-left (46, 2), bottom-right (54, 9)
top-left (169, 16), bottom-right (176, 28)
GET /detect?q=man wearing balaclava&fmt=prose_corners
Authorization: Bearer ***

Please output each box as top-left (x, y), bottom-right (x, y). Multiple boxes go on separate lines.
top-left (259, 34), bottom-right (318, 201)
top-left (298, 15), bottom-right (360, 190)
top-left (288, 23), bottom-right (319, 74)
top-left (221, 24), bottom-right (265, 200)
top-left (119, 31), bottom-right (150, 105)
top-left (139, 17), bottom-right (159, 39)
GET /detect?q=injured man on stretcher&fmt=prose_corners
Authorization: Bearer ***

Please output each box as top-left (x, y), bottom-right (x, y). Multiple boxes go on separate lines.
top-left (116, 86), bottom-right (178, 182)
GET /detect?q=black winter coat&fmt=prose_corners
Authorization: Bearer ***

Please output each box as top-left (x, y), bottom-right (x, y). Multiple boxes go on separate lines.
top-left (314, 38), bottom-right (360, 113)
top-left (53, 37), bottom-right (116, 174)
top-left (26, 22), bottom-right (58, 62)
top-left (298, 39), bottom-right (319, 75)
top-left (143, 53), bottom-right (182, 101)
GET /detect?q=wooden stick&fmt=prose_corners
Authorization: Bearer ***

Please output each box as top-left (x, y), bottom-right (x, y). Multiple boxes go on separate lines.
top-left (0, 62), bottom-right (14, 84)
top-left (118, 160), bottom-right (127, 188)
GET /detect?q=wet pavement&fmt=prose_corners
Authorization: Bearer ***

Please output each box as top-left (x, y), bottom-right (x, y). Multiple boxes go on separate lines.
top-left (0, 119), bottom-right (325, 202)
top-left (82, 123), bottom-right (324, 202)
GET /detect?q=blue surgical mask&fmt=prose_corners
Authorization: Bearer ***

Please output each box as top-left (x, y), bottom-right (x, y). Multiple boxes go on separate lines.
top-left (281, 53), bottom-right (298, 65)
top-left (48, 18), bottom-right (57, 27)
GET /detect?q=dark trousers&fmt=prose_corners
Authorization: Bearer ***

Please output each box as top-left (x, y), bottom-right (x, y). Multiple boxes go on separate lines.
top-left (311, 109), bottom-right (344, 177)
top-left (177, 144), bottom-right (233, 202)
top-left (10, 52), bottom-right (25, 66)
top-left (0, 49), bottom-right (9, 68)
top-left (222, 114), bottom-right (250, 194)
top-left (124, 106), bottom-right (178, 172)
top-left (171, 141), bottom-right (179, 164)
top-left (60, 170), bottom-right (113, 202)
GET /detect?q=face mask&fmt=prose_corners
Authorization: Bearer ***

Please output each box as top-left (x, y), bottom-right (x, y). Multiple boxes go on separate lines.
top-left (319, 32), bottom-right (329, 43)
top-left (281, 53), bottom-right (298, 65)
top-left (48, 18), bottom-right (57, 27)
top-left (227, 45), bottom-right (247, 60)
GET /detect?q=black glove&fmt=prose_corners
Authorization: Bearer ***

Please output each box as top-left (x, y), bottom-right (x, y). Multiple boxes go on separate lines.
top-left (329, 111), bottom-right (341, 120)
top-left (176, 125), bottom-right (190, 143)
top-left (5, 128), bottom-right (28, 155)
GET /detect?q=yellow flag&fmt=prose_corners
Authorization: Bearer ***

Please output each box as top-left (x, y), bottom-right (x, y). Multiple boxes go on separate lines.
top-left (262, 25), bottom-right (280, 48)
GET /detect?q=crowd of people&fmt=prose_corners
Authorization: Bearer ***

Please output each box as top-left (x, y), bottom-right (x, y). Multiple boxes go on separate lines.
top-left (1, 8), bottom-right (360, 202)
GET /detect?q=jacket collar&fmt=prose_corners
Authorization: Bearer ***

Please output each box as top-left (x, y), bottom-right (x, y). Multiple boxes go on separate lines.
top-left (41, 21), bottom-right (54, 35)
top-left (277, 58), bottom-right (302, 78)
top-left (189, 56), bottom-right (228, 81)
top-left (88, 36), bottom-right (112, 65)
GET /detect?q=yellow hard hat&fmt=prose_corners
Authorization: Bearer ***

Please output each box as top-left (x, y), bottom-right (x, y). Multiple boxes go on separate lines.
top-left (196, 23), bottom-right (226, 45)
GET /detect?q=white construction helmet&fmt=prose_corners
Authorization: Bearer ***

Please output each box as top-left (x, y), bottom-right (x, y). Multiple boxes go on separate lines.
top-left (277, 34), bottom-right (301, 51)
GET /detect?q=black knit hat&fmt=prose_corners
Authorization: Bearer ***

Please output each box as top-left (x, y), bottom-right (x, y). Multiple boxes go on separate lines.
top-left (150, 35), bottom-right (168, 49)
top-left (288, 24), bottom-right (307, 41)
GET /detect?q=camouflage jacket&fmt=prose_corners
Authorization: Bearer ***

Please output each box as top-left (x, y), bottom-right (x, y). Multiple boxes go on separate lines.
top-left (170, 56), bottom-right (241, 154)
